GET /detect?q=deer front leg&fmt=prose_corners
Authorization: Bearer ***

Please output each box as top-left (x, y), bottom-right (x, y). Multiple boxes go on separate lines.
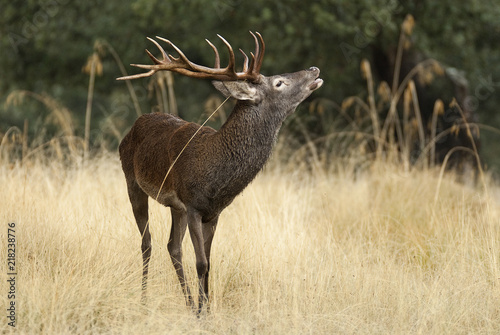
top-left (187, 209), bottom-right (210, 314)
top-left (202, 217), bottom-right (218, 311)
top-left (168, 208), bottom-right (193, 308)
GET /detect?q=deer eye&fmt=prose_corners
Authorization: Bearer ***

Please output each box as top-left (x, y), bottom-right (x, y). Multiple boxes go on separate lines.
top-left (275, 80), bottom-right (284, 87)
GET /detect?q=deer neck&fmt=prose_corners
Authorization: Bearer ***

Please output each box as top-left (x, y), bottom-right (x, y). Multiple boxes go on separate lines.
top-left (208, 101), bottom-right (284, 190)
top-left (219, 101), bottom-right (283, 159)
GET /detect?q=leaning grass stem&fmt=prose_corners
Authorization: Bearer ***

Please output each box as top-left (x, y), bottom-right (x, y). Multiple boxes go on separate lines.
top-left (20, 136), bottom-right (85, 163)
top-left (22, 119), bottom-right (28, 163)
top-left (84, 55), bottom-right (97, 159)
top-left (159, 73), bottom-right (169, 113)
top-left (6, 90), bottom-right (75, 139)
top-left (379, 99), bottom-right (405, 162)
top-left (296, 117), bottom-right (323, 171)
top-left (391, 20), bottom-right (407, 95)
top-left (402, 85), bottom-right (412, 170)
top-left (0, 126), bottom-right (22, 163)
top-left (100, 39), bottom-right (143, 117)
top-left (376, 19), bottom-right (408, 161)
top-left (161, 80), bottom-right (169, 114)
top-left (430, 100), bottom-right (444, 165)
top-left (451, 99), bottom-right (487, 192)
top-left (5, 90), bottom-right (79, 159)
top-left (434, 146), bottom-right (476, 205)
top-left (155, 95), bottom-right (230, 201)
top-left (409, 80), bottom-right (427, 168)
top-left (377, 59), bottom-right (439, 161)
top-left (150, 72), bottom-right (177, 115)
top-left (362, 59), bottom-right (380, 154)
top-left (166, 72), bottom-right (178, 115)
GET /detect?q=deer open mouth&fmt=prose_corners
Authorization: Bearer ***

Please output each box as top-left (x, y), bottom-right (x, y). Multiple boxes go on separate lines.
top-left (309, 78), bottom-right (323, 90)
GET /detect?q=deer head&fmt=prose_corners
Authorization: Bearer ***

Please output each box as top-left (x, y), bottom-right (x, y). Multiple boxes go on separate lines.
top-left (118, 32), bottom-right (322, 119)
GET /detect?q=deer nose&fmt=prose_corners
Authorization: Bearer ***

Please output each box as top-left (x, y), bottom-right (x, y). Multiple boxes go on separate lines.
top-left (308, 66), bottom-right (320, 74)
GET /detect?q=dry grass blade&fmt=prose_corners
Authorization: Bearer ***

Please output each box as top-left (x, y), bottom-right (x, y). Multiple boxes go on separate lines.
top-left (408, 80), bottom-right (426, 167)
top-left (430, 99), bottom-right (445, 164)
top-left (5, 90), bottom-right (75, 139)
top-left (4, 90), bottom-right (81, 160)
top-left (449, 99), bottom-right (486, 191)
top-left (361, 59), bottom-right (380, 152)
top-left (2, 154), bottom-right (499, 334)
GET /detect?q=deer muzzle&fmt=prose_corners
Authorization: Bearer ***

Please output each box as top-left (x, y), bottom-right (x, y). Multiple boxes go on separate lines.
top-left (308, 67), bottom-right (323, 91)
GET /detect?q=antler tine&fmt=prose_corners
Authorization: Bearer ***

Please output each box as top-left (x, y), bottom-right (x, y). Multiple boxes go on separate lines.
top-left (145, 49), bottom-right (160, 64)
top-left (205, 39), bottom-right (220, 69)
top-left (250, 31), bottom-right (265, 74)
top-left (217, 34), bottom-right (236, 74)
top-left (117, 69), bottom-right (157, 81)
top-left (247, 31), bottom-right (258, 73)
top-left (239, 49), bottom-right (249, 72)
top-left (255, 32), bottom-right (265, 73)
top-left (146, 37), bottom-right (168, 64)
top-left (155, 36), bottom-right (192, 69)
top-left (117, 37), bottom-right (168, 80)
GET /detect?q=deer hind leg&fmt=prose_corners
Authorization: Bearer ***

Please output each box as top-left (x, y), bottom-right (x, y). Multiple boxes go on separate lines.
top-left (168, 208), bottom-right (193, 308)
top-left (126, 180), bottom-right (151, 302)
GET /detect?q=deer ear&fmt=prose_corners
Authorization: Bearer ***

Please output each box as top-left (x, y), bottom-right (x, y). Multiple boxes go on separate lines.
top-left (212, 81), bottom-right (260, 102)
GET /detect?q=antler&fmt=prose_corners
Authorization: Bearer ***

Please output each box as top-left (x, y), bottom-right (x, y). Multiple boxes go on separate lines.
top-left (117, 32), bottom-right (265, 82)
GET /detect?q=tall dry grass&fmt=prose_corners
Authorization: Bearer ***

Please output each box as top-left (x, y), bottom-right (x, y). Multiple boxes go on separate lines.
top-left (1, 153), bottom-right (499, 334)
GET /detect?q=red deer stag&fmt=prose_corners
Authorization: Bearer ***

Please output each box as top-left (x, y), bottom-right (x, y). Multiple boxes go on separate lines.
top-left (117, 32), bottom-right (323, 313)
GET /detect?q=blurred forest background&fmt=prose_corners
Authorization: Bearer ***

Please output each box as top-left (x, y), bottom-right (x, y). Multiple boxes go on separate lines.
top-left (1, 0), bottom-right (500, 172)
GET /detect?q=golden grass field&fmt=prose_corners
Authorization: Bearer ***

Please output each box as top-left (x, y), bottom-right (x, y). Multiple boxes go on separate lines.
top-left (1, 153), bottom-right (499, 334)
